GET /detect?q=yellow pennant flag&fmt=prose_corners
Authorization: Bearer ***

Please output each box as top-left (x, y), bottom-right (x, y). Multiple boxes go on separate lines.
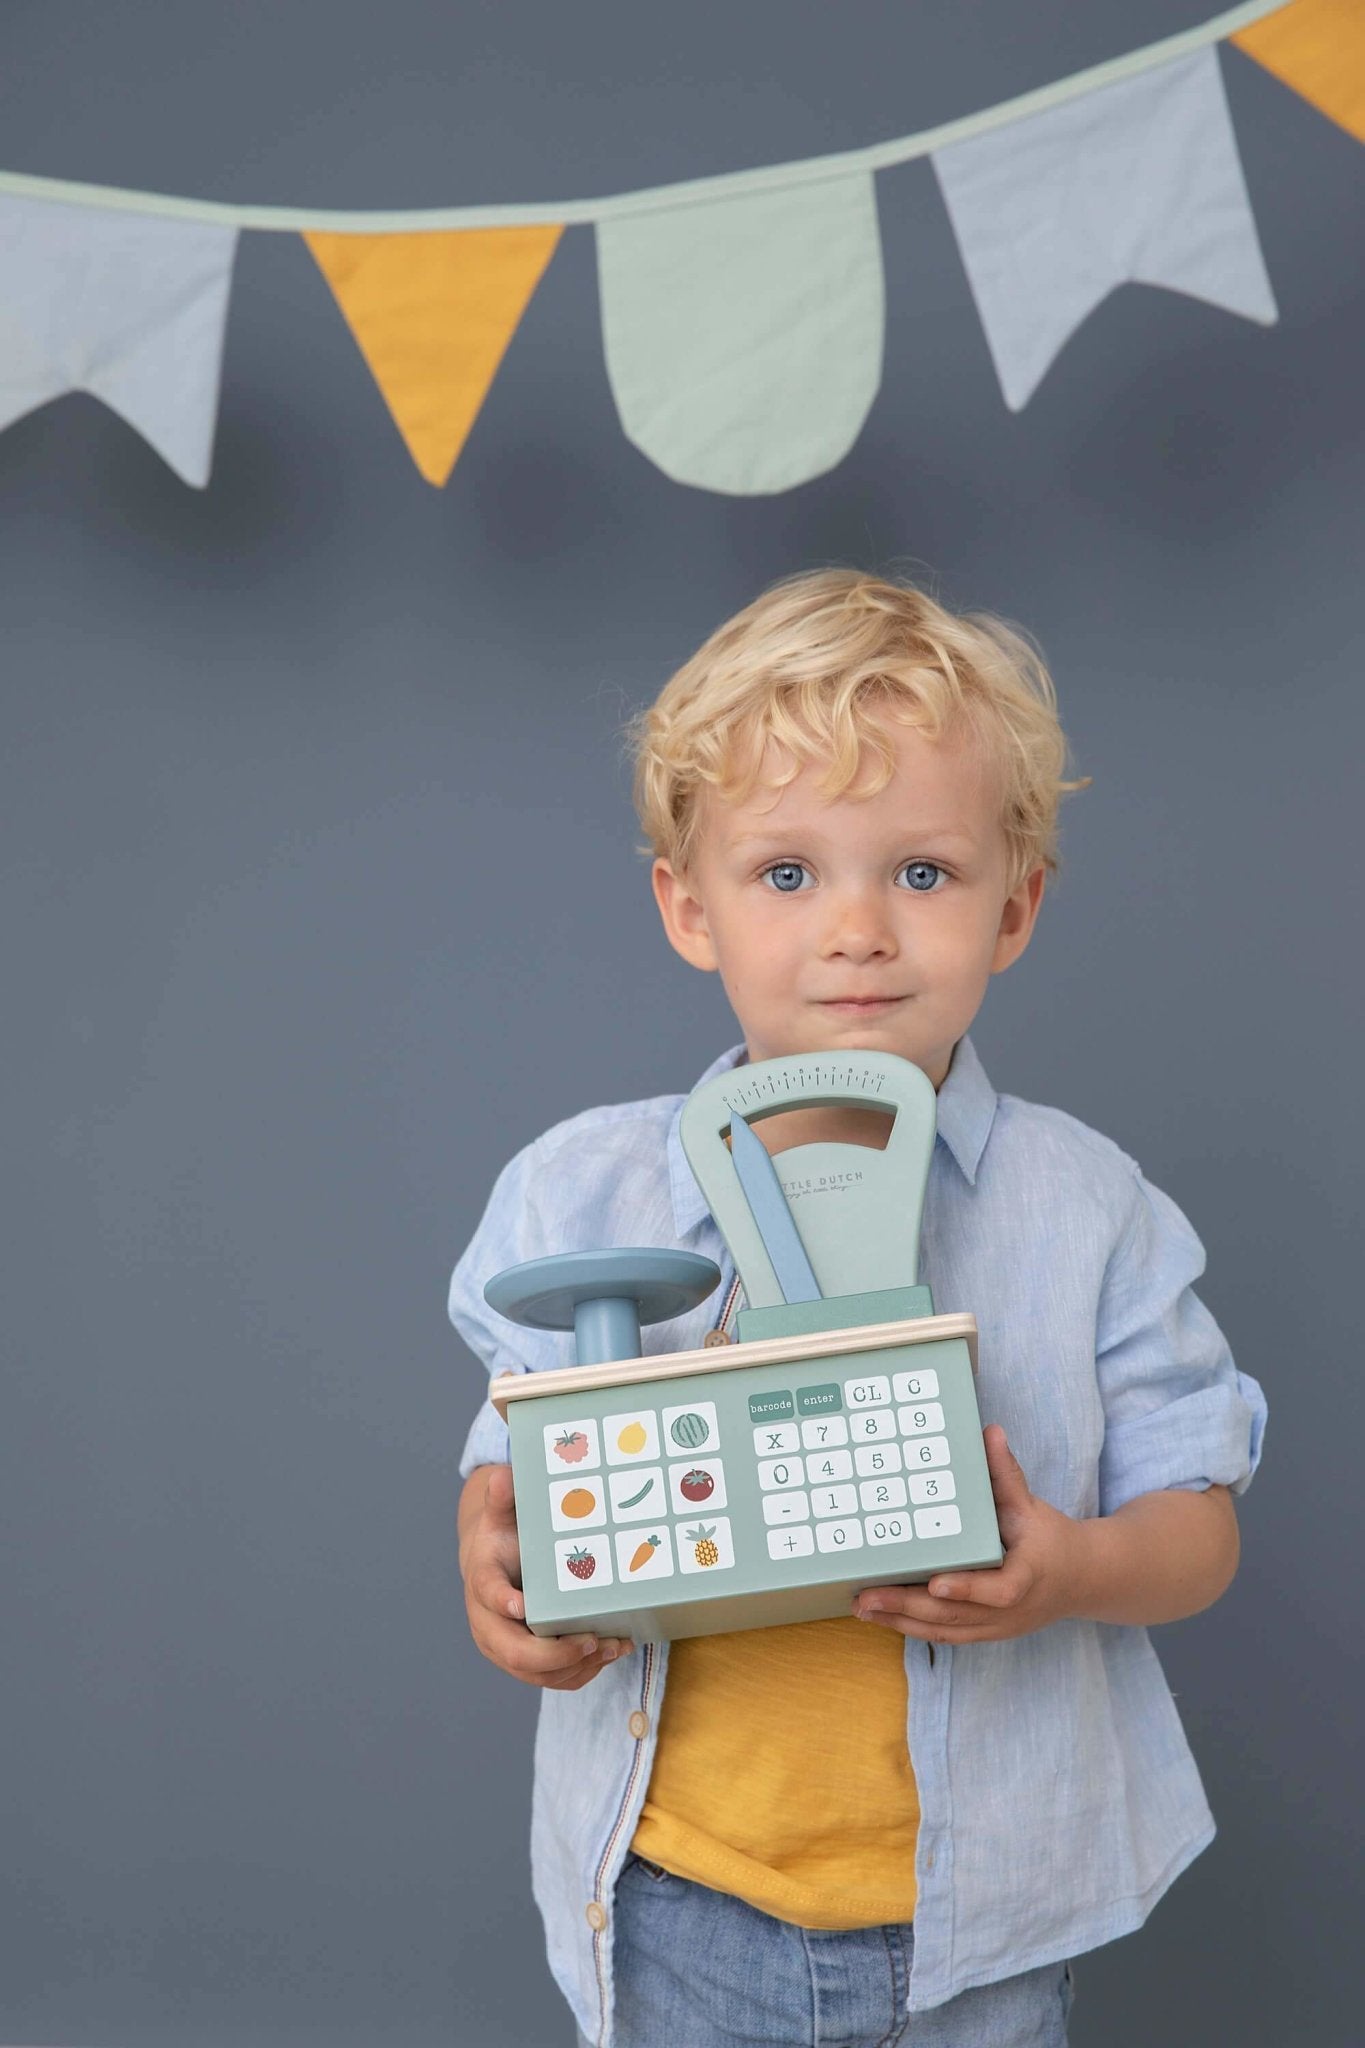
top-left (1233, 0), bottom-right (1365, 144)
top-left (304, 224), bottom-right (563, 484)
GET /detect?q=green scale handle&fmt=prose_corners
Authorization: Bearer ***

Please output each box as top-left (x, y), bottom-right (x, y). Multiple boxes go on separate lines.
top-left (679, 1050), bottom-right (939, 1309)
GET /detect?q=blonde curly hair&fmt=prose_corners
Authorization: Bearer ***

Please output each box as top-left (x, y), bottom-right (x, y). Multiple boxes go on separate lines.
top-left (622, 568), bottom-right (1089, 892)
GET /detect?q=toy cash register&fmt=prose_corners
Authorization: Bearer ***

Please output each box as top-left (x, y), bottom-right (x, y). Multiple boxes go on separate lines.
top-left (484, 1050), bottom-right (1001, 1640)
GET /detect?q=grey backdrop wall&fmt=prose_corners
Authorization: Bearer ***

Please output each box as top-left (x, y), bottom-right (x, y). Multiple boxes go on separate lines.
top-left (3, 5), bottom-right (1361, 2045)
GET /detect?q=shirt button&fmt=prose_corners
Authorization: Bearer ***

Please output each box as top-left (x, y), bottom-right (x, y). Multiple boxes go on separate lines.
top-left (585, 1900), bottom-right (607, 1931)
top-left (925, 1854), bottom-right (935, 1872)
top-left (628, 1710), bottom-right (650, 1739)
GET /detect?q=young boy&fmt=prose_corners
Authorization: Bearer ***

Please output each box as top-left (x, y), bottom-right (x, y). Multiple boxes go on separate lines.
top-left (452, 570), bottom-right (1267, 2048)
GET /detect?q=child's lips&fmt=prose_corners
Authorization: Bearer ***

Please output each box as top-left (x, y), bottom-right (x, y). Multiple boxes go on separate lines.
top-left (819, 996), bottom-right (905, 1012)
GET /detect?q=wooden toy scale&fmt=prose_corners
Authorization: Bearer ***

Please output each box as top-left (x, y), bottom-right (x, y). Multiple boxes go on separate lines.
top-left (486, 1050), bottom-right (1001, 1640)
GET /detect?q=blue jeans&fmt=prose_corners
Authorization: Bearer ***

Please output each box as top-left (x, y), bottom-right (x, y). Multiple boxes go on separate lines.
top-left (575, 1853), bottom-right (1075, 2047)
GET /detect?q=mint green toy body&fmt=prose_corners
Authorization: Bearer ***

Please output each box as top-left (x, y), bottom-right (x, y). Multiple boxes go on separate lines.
top-left (488, 1051), bottom-right (1003, 1640)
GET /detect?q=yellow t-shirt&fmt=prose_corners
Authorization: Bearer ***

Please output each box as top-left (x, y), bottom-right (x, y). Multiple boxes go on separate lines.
top-left (630, 1614), bottom-right (920, 1929)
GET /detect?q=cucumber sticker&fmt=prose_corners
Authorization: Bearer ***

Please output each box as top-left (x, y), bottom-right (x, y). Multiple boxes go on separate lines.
top-left (619, 1476), bottom-right (656, 1510)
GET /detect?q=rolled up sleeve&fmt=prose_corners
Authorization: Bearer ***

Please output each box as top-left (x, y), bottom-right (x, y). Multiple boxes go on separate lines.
top-left (1095, 1168), bottom-right (1268, 1516)
top-left (448, 1139), bottom-right (569, 1480)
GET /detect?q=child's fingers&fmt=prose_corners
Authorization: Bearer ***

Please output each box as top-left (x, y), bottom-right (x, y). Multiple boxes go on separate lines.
top-left (927, 1559), bottom-right (1035, 1609)
top-left (482, 1462), bottom-right (520, 1525)
top-left (466, 1552), bottom-right (525, 1624)
top-left (482, 1608), bottom-right (635, 1688)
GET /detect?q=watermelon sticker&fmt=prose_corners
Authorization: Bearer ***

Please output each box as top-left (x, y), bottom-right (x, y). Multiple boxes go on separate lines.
top-left (662, 1400), bottom-right (718, 1455)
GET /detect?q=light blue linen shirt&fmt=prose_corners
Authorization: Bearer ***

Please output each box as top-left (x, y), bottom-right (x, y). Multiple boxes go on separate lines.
top-left (449, 1034), bottom-right (1267, 2044)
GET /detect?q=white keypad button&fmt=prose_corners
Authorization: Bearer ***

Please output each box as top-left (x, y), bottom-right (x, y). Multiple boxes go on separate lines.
top-left (753, 1422), bottom-right (801, 1456)
top-left (854, 1442), bottom-right (903, 1477)
top-left (913, 1505), bottom-right (963, 1540)
top-left (762, 1490), bottom-right (811, 1526)
top-left (865, 1513), bottom-right (912, 1547)
top-left (811, 1483), bottom-right (859, 1518)
top-left (662, 1401), bottom-right (719, 1458)
top-left (816, 1518), bottom-right (864, 1553)
top-left (892, 1368), bottom-right (939, 1402)
top-left (668, 1457), bottom-right (727, 1515)
top-left (608, 1467), bottom-right (666, 1522)
top-left (898, 1401), bottom-right (946, 1437)
top-left (767, 1526), bottom-right (815, 1560)
top-left (904, 1436), bottom-right (951, 1469)
top-left (844, 1375), bottom-right (891, 1408)
top-left (859, 1474), bottom-right (908, 1511)
top-left (544, 1417), bottom-right (601, 1475)
top-left (555, 1533), bottom-right (613, 1590)
top-left (907, 1470), bottom-right (956, 1504)
top-left (604, 1410), bottom-right (660, 1464)
top-left (678, 1517), bottom-right (735, 1573)
top-left (804, 1448), bottom-right (853, 1484)
top-left (549, 1475), bottom-right (607, 1531)
top-left (800, 1415), bottom-right (849, 1449)
top-left (614, 1525), bottom-right (675, 1579)
top-left (758, 1456), bottom-right (803, 1491)
top-left (850, 1410), bottom-right (897, 1443)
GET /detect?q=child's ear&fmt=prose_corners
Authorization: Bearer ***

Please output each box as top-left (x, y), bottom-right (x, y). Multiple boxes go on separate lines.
top-left (990, 864), bottom-right (1046, 975)
top-left (652, 858), bottom-right (720, 973)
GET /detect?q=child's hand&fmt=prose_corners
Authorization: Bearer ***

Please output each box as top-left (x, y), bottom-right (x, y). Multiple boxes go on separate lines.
top-left (852, 1425), bottom-right (1088, 1645)
top-left (459, 1463), bottom-right (635, 1688)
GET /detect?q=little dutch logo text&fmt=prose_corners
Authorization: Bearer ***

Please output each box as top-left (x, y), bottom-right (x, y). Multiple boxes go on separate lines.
top-left (780, 1168), bottom-right (865, 1201)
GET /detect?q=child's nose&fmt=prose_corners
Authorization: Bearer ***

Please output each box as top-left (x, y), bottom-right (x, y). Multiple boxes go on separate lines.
top-left (821, 886), bottom-right (899, 958)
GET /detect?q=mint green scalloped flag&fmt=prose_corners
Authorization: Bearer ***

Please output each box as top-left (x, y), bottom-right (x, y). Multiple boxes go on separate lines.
top-left (597, 173), bottom-right (884, 495)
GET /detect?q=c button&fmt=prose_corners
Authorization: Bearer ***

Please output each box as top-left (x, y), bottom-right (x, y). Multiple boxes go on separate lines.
top-left (628, 1710), bottom-right (650, 1740)
top-left (585, 1900), bottom-right (607, 1931)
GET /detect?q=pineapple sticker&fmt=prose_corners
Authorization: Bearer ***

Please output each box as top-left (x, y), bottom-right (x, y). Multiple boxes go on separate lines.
top-left (678, 1516), bottom-right (731, 1575)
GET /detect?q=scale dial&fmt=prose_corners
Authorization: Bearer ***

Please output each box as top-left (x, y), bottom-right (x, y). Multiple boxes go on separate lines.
top-left (680, 1051), bottom-right (938, 1309)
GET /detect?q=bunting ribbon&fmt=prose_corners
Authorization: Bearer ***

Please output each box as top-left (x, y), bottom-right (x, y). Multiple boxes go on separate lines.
top-left (0, 0), bottom-right (1355, 497)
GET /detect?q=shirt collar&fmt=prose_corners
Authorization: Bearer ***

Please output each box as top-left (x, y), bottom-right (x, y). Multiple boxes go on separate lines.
top-left (667, 1031), bottom-right (997, 1236)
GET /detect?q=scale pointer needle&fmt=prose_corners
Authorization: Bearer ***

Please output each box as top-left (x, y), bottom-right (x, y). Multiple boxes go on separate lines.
top-left (728, 1112), bottom-right (822, 1305)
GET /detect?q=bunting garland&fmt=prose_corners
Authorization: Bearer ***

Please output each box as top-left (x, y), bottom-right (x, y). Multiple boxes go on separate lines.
top-left (0, 0), bottom-right (1356, 498)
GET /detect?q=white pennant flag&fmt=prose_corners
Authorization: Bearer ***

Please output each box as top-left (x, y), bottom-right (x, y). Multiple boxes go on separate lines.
top-left (931, 46), bottom-right (1277, 411)
top-left (0, 192), bottom-right (238, 485)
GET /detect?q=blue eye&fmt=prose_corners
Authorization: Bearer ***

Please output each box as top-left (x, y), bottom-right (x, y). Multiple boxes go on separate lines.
top-left (762, 861), bottom-right (809, 893)
top-left (900, 861), bottom-right (946, 892)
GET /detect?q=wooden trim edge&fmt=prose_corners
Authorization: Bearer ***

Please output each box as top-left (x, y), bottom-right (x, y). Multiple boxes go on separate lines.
top-left (489, 1311), bottom-right (979, 1420)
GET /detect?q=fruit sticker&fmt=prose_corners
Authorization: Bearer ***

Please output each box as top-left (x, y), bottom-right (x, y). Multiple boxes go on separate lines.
top-left (668, 1456), bottom-right (727, 1515)
top-left (608, 1466), bottom-right (665, 1522)
top-left (555, 1533), bottom-right (613, 1591)
top-left (604, 1409), bottom-right (660, 1464)
top-left (549, 1474), bottom-right (606, 1532)
top-left (613, 1525), bottom-right (674, 1581)
top-left (543, 1416), bottom-right (600, 1474)
top-left (678, 1517), bottom-right (735, 1575)
top-left (662, 1401), bottom-right (718, 1455)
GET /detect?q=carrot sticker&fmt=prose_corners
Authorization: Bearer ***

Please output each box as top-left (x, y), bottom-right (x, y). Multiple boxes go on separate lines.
top-left (628, 1535), bottom-right (661, 1574)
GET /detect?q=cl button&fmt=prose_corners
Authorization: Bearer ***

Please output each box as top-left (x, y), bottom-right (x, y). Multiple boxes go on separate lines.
top-left (628, 1710), bottom-right (650, 1740)
top-left (585, 1900), bottom-right (607, 1931)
